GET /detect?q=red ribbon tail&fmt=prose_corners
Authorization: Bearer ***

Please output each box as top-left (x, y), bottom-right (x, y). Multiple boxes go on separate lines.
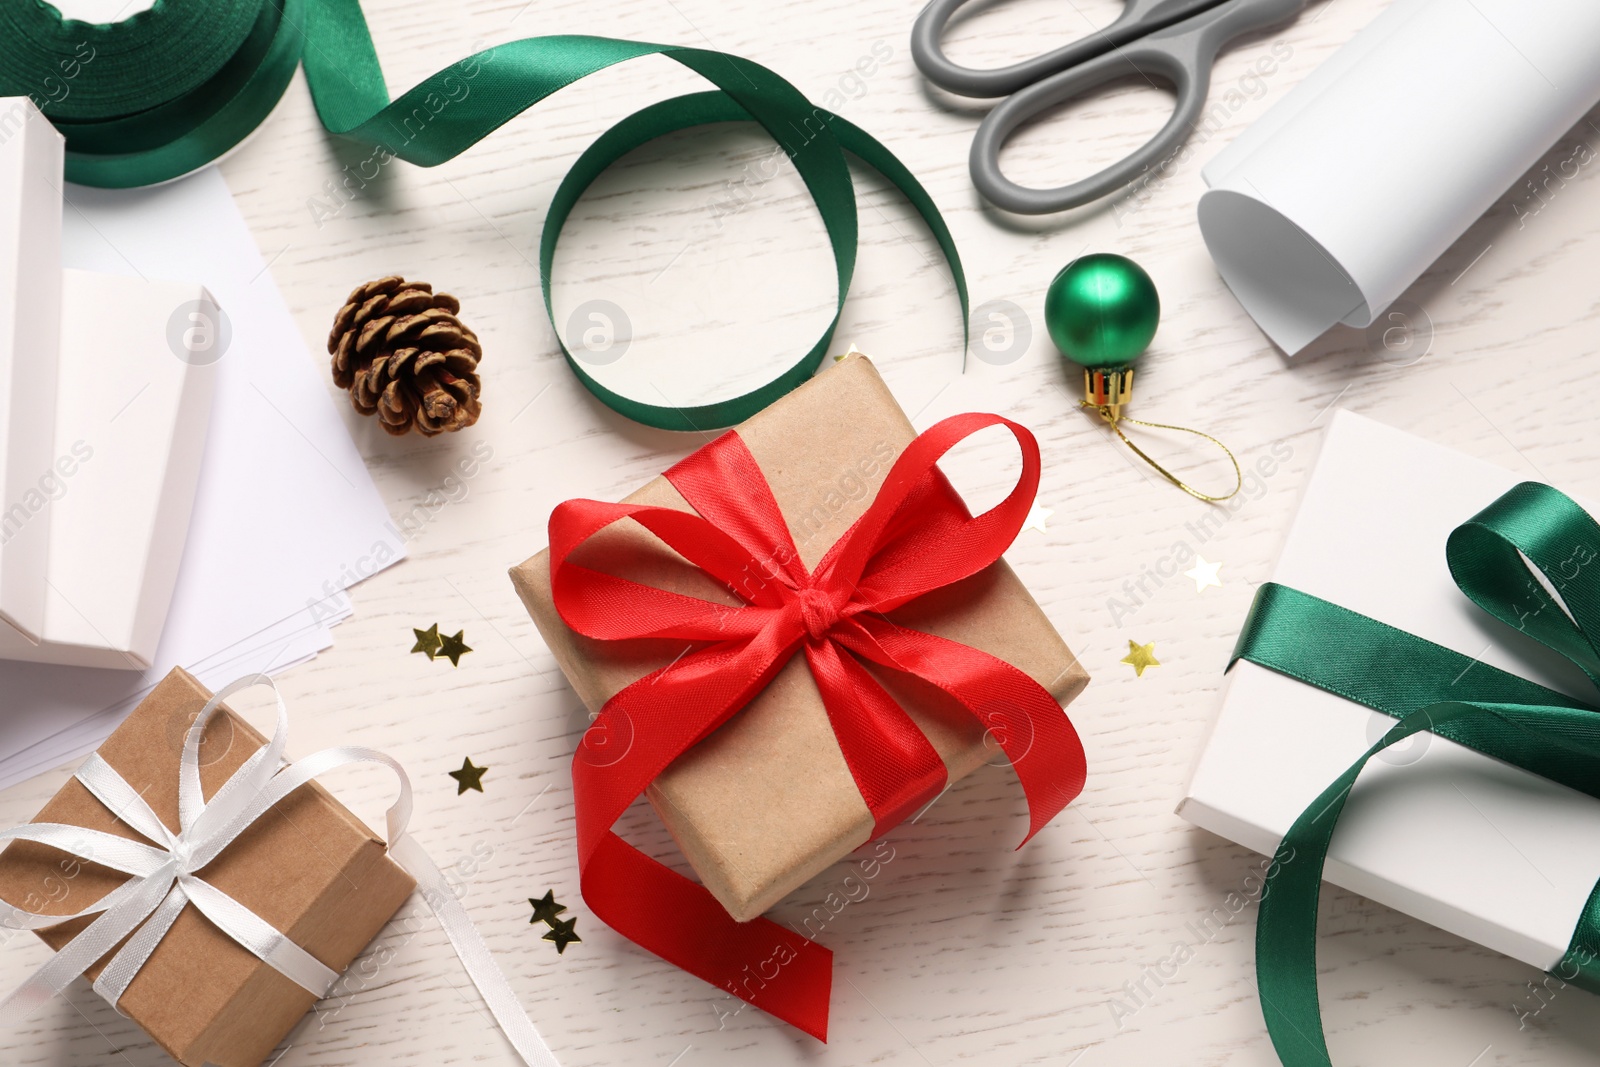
top-left (581, 832), bottom-right (834, 1041)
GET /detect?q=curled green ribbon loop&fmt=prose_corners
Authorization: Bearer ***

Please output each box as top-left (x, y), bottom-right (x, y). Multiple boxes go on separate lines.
top-left (540, 91), bottom-right (968, 430)
top-left (1231, 481), bottom-right (1600, 1067)
top-left (1, 0), bottom-right (967, 430)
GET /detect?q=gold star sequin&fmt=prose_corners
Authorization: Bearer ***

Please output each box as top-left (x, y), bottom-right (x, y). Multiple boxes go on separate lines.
top-left (410, 624), bottom-right (441, 660)
top-left (437, 629), bottom-right (472, 667)
top-left (528, 891), bottom-right (567, 926)
top-left (541, 915), bottom-right (582, 954)
top-left (448, 757), bottom-right (488, 794)
top-left (1121, 640), bottom-right (1160, 677)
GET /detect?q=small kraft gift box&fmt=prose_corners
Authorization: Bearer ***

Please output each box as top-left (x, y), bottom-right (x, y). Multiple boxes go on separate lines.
top-left (511, 352), bottom-right (1089, 1037)
top-left (0, 669), bottom-right (416, 1067)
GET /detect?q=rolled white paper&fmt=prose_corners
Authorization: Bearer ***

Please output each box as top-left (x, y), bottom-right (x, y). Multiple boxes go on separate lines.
top-left (1198, 0), bottom-right (1600, 353)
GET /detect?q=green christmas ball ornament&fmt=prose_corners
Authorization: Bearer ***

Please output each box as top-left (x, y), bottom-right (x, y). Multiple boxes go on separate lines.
top-left (1044, 252), bottom-right (1160, 415)
top-left (1043, 253), bottom-right (1243, 504)
top-left (1044, 253), bottom-right (1160, 371)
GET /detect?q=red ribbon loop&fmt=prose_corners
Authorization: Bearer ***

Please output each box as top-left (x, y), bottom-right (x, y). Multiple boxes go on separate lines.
top-left (548, 412), bottom-right (1087, 1040)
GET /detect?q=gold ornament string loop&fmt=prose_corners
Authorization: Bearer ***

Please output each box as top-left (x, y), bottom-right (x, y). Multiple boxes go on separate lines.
top-left (1080, 402), bottom-right (1243, 503)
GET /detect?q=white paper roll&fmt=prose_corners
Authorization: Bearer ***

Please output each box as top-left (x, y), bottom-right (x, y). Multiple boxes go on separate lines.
top-left (1198, 0), bottom-right (1600, 353)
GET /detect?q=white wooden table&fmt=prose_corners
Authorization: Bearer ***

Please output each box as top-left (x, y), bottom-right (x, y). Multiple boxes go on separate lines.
top-left (7, 0), bottom-right (1600, 1064)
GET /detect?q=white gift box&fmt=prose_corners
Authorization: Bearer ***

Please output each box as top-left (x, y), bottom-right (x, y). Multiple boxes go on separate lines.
top-left (0, 270), bottom-right (218, 669)
top-left (0, 98), bottom-right (63, 642)
top-left (1179, 409), bottom-right (1600, 973)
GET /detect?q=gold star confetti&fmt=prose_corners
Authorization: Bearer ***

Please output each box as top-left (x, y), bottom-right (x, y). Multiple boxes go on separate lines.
top-left (1121, 640), bottom-right (1160, 677)
top-left (1021, 502), bottom-right (1053, 535)
top-left (833, 342), bottom-right (865, 362)
top-left (528, 890), bottom-right (567, 926)
top-left (410, 624), bottom-right (441, 660)
top-left (541, 915), bottom-right (582, 954)
top-left (437, 629), bottom-right (473, 667)
top-left (1185, 556), bottom-right (1223, 592)
top-left (448, 757), bottom-right (488, 794)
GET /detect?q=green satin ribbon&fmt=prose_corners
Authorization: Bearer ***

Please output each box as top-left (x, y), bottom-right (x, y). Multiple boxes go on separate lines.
top-left (1230, 481), bottom-right (1600, 1066)
top-left (538, 91), bottom-right (967, 430)
top-left (0, 0), bottom-right (966, 431)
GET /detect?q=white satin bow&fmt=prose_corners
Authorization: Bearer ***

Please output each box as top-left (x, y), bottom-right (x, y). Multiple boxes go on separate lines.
top-left (0, 674), bottom-right (559, 1066)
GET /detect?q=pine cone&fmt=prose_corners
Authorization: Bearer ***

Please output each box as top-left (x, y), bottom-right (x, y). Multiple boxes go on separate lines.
top-left (328, 276), bottom-right (483, 436)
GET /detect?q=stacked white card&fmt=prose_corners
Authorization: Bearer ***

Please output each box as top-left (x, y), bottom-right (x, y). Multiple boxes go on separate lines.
top-left (0, 98), bottom-right (405, 788)
top-left (1180, 409), bottom-right (1600, 973)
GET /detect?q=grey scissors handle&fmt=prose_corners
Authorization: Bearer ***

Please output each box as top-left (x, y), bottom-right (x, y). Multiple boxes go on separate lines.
top-left (911, 0), bottom-right (1220, 98)
top-left (963, 0), bottom-right (1306, 214)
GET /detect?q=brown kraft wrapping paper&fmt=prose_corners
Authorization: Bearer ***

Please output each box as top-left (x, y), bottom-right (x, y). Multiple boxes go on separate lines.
top-left (510, 353), bottom-right (1089, 922)
top-left (0, 668), bottom-right (416, 1067)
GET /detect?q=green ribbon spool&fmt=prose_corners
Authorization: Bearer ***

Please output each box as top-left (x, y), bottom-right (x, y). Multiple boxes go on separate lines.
top-left (0, 0), bottom-right (967, 431)
top-left (1231, 480), bottom-right (1600, 1067)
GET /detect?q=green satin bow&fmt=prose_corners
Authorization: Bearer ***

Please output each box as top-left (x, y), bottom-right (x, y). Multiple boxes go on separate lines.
top-left (0, 0), bottom-right (966, 430)
top-left (1232, 481), bottom-right (1600, 1066)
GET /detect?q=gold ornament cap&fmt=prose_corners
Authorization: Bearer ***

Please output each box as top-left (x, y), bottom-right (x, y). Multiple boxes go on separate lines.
top-left (1083, 366), bottom-right (1134, 414)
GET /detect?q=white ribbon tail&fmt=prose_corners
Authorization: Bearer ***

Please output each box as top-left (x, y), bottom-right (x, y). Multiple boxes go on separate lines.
top-left (0, 867), bottom-right (151, 937)
top-left (75, 755), bottom-right (179, 850)
top-left (0, 866), bottom-right (174, 1026)
top-left (391, 834), bottom-right (561, 1067)
top-left (92, 881), bottom-right (190, 1010)
top-left (178, 674), bottom-right (290, 836)
top-left (180, 876), bottom-right (338, 996)
top-left (0, 823), bottom-right (168, 883)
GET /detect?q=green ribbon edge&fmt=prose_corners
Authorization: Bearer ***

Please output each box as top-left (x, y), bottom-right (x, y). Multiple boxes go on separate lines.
top-left (4, 0), bottom-right (967, 431)
top-left (1230, 480), bottom-right (1600, 1066)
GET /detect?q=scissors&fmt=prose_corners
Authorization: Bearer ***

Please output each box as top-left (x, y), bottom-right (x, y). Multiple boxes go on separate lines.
top-left (911, 0), bottom-right (1308, 214)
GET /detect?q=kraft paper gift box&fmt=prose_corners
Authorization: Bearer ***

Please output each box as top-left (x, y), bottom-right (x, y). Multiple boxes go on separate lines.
top-left (0, 668), bottom-right (416, 1067)
top-left (1179, 409), bottom-right (1600, 972)
top-left (0, 97), bottom-right (63, 643)
top-left (511, 352), bottom-right (1089, 922)
top-left (0, 268), bottom-right (218, 668)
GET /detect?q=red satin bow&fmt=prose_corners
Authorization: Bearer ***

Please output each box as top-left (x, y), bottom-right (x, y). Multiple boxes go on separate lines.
top-left (549, 412), bottom-right (1087, 1040)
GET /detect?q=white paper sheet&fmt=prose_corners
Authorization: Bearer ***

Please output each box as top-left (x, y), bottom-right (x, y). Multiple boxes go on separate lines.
top-left (0, 168), bottom-right (402, 787)
top-left (1179, 410), bottom-right (1600, 971)
top-left (1198, 0), bottom-right (1600, 353)
top-left (0, 610), bottom-right (340, 792)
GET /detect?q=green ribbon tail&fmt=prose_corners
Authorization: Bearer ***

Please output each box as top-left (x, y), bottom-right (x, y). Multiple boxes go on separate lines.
top-left (1256, 699), bottom-right (1600, 1067)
